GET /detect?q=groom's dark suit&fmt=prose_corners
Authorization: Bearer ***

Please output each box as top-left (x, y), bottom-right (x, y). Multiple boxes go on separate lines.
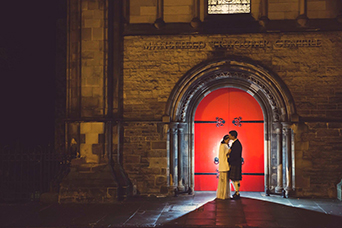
top-left (228, 139), bottom-right (242, 181)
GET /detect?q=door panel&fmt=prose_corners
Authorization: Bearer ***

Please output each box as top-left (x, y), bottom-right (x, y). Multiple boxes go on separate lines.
top-left (194, 88), bottom-right (264, 191)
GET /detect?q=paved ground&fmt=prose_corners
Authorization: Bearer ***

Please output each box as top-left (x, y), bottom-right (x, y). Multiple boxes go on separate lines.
top-left (1, 192), bottom-right (342, 228)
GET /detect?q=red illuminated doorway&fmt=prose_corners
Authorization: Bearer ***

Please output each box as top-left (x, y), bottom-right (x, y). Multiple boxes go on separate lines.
top-left (194, 88), bottom-right (264, 191)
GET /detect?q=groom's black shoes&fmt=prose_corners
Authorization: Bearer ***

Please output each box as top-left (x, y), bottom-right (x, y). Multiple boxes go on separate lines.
top-left (231, 192), bottom-right (241, 200)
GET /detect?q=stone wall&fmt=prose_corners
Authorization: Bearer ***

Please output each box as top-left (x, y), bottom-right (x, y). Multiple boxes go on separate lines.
top-left (128, 0), bottom-right (339, 24)
top-left (123, 32), bottom-right (342, 197)
top-left (124, 33), bottom-right (342, 120)
top-left (80, 0), bottom-right (106, 117)
top-left (123, 122), bottom-right (168, 195)
top-left (66, 0), bottom-right (107, 163)
top-left (294, 122), bottom-right (342, 197)
top-left (307, 0), bottom-right (340, 18)
top-left (65, 0), bottom-right (342, 198)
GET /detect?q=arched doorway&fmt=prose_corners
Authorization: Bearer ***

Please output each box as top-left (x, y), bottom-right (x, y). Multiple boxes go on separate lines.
top-left (165, 57), bottom-right (297, 196)
top-left (194, 88), bottom-right (264, 191)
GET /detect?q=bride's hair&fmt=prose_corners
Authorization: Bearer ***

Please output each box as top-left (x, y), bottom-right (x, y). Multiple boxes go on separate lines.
top-left (221, 134), bottom-right (229, 143)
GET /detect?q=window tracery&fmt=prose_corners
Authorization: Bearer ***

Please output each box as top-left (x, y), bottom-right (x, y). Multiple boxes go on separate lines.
top-left (208, 0), bottom-right (251, 14)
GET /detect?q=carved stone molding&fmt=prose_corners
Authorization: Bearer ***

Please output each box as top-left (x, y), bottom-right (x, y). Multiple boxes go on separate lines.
top-left (178, 70), bottom-right (281, 122)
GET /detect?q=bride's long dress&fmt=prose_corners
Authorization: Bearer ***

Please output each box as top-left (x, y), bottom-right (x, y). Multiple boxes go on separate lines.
top-left (216, 172), bottom-right (230, 199)
top-left (216, 143), bottom-right (231, 199)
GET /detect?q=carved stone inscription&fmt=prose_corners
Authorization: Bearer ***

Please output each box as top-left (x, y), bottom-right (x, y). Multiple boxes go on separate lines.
top-left (144, 41), bottom-right (206, 50)
top-left (144, 39), bottom-right (322, 50)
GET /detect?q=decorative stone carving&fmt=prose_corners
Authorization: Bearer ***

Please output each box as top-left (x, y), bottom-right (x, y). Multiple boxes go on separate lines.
top-left (178, 70), bottom-right (281, 122)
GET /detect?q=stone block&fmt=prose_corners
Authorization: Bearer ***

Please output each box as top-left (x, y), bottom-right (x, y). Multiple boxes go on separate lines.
top-left (268, 12), bottom-right (285, 20)
top-left (92, 87), bottom-right (102, 97)
top-left (88, 1), bottom-right (99, 10)
top-left (328, 122), bottom-right (342, 128)
top-left (164, 0), bottom-right (193, 5)
top-left (140, 6), bottom-right (157, 16)
top-left (80, 143), bottom-right (92, 156)
top-left (269, 3), bottom-right (292, 12)
top-left (80, 134), bottom-right (85, 144)
top-left (86, 154), bottom-right (99, 164)
top-left (81, 122), bottom-right (92, 134)
top-left (81, 1), bottom-right (88, 10)
top-left (308, 1), bottom-right (326, 11)
top-left (82, 51), bottom-right (95, 59)
top-left (155, 175), bottom-right (166, 185)
top-left (147, 150), bottom-right (167, 157)
top-left (93, 9), bottom-right (104, 19)
top-left (164, 6), bottom-right (191, 15)
top-left (129, 4), bottom-right (141, 16)
top-left (82, 10), bottom-right (94, 19)
top-left (125, 155), bottom-right (141, 163)
top-left (98, 133), bottom-right (105, 144)
top-left (93, 28), bottom-right (103, 40)
top-left (82, 28), bottom-right (92, 40)
top-left (130, 15), bottom-right (156, 23)
top-left (92, 144), bottom-right (103, 156)
top-left (141, 167), bottom-right (160, 175)
top-left (160, 186), bottom-right (168, 194)
top-left (82, 66), bottom-right (94, 77)
top-left (82, 40), bottom-right (100, 50)
top-left (316, 129), bottom-right (340, 137)
top-left (82, 97), bottom-right (99, 107)
top-left (91, 122), bottom-right (104, 133)
top-left (81, 87), bottom-right (93, 97)
top-left (151, 141), bottom-right (166, 149)
top-left (80, 144), bottom-right (99, 163)
top-left (164, 14), bottom-right (193, 23)
top-left (84, 19), bottom-right (101, 28)
top-left (284, 11), bottom-right (298, 19)
top-left (85, 75), bottom-right (100, 86)
top-left (149, 158), bottom-right (167, 168)
top-left (68, 123), bottom-right (79, 135)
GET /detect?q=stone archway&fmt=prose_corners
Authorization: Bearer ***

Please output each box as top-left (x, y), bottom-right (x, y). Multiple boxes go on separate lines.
top-left (165, 57), bottom-right (298, 196)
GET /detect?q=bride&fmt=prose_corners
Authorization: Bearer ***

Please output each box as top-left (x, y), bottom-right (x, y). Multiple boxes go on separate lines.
top-left (216, 134), bottom-right (231, 200)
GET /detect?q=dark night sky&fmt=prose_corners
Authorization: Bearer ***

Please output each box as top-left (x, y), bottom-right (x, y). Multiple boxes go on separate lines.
top-left (0, 1), bottom-right (65, 145)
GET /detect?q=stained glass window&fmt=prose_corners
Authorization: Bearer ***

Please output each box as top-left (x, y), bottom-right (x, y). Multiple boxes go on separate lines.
top-left (208, 0), bottom-right (251, 14)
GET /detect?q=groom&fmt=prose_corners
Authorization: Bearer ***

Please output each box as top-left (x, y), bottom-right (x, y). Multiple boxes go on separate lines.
top-left (227, 130), bottom-right (242, 200)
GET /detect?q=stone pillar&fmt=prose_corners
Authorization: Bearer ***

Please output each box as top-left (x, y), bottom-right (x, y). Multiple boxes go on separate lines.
top-left (275, 122), bottom-right (283, 194)
top-left (338, 0), bottom-right (342, 23)
top-left (177, 123), bottom-right (187, 190)
top-left (191, 0), bottom-right (201, 28)
top-left (123, 0), bottom-right (130, 24)
top-left (154, 0), bottom-right (165, 29)
top-left (170, 123), bottom-right (178, 187)
top-left (259, 0), bottom-right (269, 29)
top-left (265, 134), bottom-right (271, 196)
top-left (297, 0), bottom-right (308, 27)
top-left (283, 123), bottom-right (293, 198)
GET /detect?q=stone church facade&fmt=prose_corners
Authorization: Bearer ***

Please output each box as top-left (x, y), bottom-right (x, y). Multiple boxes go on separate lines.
top-left (57, 0), bottom-right (342, 202)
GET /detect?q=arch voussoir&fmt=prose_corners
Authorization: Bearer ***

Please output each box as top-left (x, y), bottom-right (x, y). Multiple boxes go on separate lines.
top-left (165, 57), bottom-right (296, 196)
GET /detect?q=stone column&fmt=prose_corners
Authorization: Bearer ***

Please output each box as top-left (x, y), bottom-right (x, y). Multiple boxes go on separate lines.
top-left (191, 0), bottom-right (201, 28)
top-left (123, 0), bottom-right (130, 24)
top-left (283, 123), bottom-right (292, 198)
top-left (265, 135), bottom-right (271, 196)
top-left (338, 0), bottom-right (342, 23)
top-left (259, 0), bottom-right (269, 29)
top-left (177, 123), bottom-right (186, 190)
top-left (274, 122), bottom-right (284, 195)
top-left (154, 0), bottom-right (165, 29)
top-left (170, 123), bottom-right (178, 187)
top-left (297, 0), bottom-right (308, 27)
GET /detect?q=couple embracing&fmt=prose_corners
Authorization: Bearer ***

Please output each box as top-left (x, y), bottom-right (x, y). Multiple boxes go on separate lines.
top-left (216, 130), bottom-right (242, 200)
